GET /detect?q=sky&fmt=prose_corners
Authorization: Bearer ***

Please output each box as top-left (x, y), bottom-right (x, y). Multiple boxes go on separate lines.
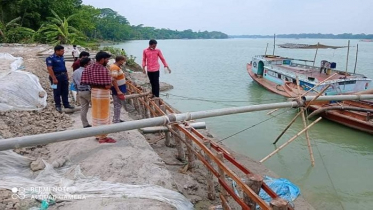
top-left (82, 0), bottom-right (373, 35)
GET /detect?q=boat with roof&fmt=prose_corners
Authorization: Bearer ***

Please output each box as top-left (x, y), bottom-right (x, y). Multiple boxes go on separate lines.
top-left (247, 55), bottom-right (372, 98)
top-left (246, 52), bottom-right (373, 134)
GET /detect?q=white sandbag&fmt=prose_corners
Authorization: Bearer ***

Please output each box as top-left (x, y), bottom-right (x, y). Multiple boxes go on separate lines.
top-left (0, 53), bottom-right (47, 111)
top-left (0, 53), bottom-right (23, 78)
top-left (0, 71), bottom-right (47, 111)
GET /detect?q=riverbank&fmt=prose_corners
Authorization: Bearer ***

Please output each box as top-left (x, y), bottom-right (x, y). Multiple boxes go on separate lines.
top-left (0, 45), bottom-right (314, 209)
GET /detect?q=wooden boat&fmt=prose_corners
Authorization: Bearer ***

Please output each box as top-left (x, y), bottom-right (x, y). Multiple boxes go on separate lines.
top-left (247, 55), bottom-right (373, 134)
top-left (247, 55), bottom-right (372, 98)
top-left (307, 99), bottom-right (373, 134)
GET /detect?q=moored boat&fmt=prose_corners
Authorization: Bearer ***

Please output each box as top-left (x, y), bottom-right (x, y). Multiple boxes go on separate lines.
top-left (307, 99), bottom-right (373, 134)
top-left (247, 55), bottom-right (373, 134)
top-left (247, 55), bottom-right (372, 97)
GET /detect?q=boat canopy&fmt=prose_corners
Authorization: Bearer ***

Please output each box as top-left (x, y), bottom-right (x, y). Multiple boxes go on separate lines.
top-left (277, 43), bottom-right (347, 49)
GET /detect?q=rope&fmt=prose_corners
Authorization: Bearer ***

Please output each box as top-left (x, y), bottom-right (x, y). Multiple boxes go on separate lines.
top-left (216, 108), bottom-right (290, 143)
top-left (304, 109), bottom-right (345, 210)
top-left (160, 93), bottom-right (284, 107)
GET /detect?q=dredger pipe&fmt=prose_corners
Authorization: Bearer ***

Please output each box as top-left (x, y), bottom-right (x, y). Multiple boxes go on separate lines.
top-left (0, 101), bottom-right (300, 151)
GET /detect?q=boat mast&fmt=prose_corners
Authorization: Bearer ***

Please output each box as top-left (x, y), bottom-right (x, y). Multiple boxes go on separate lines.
top-left (272, 34), bottom-right (276, 55)
top-left (345, 40), bottom-right (350, 74)
top-left (353, 44), bottom-right (359, 74)
top-left (264, 43), bottom-right (269, 55)
top-left (312, 42), bottom-right (319, 67)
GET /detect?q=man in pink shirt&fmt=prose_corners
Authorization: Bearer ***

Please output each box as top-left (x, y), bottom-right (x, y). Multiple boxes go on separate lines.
top-left (142, 39), bottom-right (171, 98)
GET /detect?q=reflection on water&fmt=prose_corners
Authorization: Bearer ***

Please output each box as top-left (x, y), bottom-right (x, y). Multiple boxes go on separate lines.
top-left (113, 39), bottom-right (373, 210)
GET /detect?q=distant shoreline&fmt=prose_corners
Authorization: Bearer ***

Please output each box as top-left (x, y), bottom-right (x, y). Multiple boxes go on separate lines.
top-left (229, 33), bottom-right (373, 39)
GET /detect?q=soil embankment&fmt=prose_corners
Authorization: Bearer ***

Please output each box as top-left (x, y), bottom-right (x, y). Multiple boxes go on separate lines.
top-left (0, 44), bottom-right (314, 210)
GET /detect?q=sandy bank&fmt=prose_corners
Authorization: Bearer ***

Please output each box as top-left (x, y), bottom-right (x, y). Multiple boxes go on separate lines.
top-left (0, 45), bottom-right (314, 210)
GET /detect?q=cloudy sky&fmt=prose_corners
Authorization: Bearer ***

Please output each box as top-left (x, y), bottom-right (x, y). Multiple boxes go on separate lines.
top-left (83, 0), bottom-right (373, 35)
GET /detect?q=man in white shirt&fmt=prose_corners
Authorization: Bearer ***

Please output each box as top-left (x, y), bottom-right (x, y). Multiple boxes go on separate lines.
top-left (72, 57), bottom-right (92, 128)
top-left (72, 45), bottom-right (80, 61)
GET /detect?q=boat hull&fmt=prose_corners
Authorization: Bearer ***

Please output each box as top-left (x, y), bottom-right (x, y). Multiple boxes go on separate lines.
top-left (308, 101), bottom-right (373, 134)
top-left (247, 63), bottom-right (304, 97)
top-left (247, 63), bottom-right (373, 134)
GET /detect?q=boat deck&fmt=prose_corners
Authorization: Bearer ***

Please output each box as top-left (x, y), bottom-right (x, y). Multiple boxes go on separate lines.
top-left (271, 64), bottom-right (356, 83)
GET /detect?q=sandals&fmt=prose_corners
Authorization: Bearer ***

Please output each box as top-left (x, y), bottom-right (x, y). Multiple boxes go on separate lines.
top-left (98, 137), bottom-right (117, 144)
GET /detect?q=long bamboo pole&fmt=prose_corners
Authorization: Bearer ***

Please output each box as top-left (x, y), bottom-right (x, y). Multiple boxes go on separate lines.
top-left (272, 34), bottom-right (276, 55)
top-left (265, 43), bottom-right (269, 55)
top-left (353, 44), bottom-right (359, 74)
top-left (312, 42), bottom-right (319, 67)
top-left (260, 117), bottom-right (322, 163)
top-left (296, 76), bottom-right (315, 167)
top-left (273, 84), bottom-right (330, 144)
top-left (345, 40), bottom-right (350, 74)
top-left (301, 108), bottom-right (315, 166)
top-left (300, 73), bottom-right (337, 97)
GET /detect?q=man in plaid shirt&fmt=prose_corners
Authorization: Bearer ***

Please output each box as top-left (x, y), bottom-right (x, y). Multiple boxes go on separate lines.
top-left (81, 51), bottom-right (116, 143)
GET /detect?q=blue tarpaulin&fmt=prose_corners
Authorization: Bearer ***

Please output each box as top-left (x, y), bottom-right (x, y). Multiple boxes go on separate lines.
top-left (259, 176), bottom-right (300, 207)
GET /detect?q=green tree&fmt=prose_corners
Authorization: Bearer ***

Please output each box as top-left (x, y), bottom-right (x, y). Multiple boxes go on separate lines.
top-left (0, 17), bottom-right (35, 43)
top-left (38, 10), bottom-right (85, 44)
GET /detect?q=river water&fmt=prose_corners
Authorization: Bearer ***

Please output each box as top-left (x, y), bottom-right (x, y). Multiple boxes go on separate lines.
top-left (112, 39), bottom-right (373, 210)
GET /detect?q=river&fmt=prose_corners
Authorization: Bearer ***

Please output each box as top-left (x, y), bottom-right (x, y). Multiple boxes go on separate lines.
top-left (112, 38), bottom-right (373, 210)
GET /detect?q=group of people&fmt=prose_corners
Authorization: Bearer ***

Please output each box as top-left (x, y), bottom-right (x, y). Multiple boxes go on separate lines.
top-left (46, 39), bottom-right (170, 144)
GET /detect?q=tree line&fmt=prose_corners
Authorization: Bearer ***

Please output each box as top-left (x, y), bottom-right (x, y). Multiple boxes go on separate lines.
top-left (230, 33), bottom-right (373, 39)
top-left (0, 0), bottom-right (228, 44)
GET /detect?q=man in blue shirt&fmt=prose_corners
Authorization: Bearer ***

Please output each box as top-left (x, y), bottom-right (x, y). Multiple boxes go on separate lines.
top-left (46, 45), bottom-right (74, 112)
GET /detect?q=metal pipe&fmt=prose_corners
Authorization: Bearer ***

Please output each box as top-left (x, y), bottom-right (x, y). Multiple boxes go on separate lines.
top-left (303, 94), bottom-right (373, 102)
top-left (174, 101), bottom-right (300, 122)
top-left (0, 101), bottom-right (300, 151)
top-left (140, 122), bottom-right (206, 134)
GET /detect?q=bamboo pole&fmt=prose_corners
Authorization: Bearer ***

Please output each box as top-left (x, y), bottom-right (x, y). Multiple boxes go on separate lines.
top-left (261, 117), bottom-right (322, 163)
top-left (220, 193), bottom-right (232, 210)
top-left (312, 42), bottom-right (319, 67)
top-left (345, 40), bottom-right (350, 74)
top-left (272, 111), bottom-right (303, 144)
top-left (243, 174), bottom-right (263, 210)
top-left (300, 73), bottom-right (337, 97)
top-left (137, 97), bottom-right (143, 118)
top-left (267, 109), bottom-right (278, 115)
top-left (296, 77), bottom-right (315, 166)
top-left (264, 43), bottom-right (269, 55)
top-left (273, 84), bottom-right (329, 144)
top-left (146, 101), bottom-right (151, 118)
top-left (160, 105), bottom-right (172, 147)
top-left (172, 125), bottom-right (186, 161)
top-left (204, 139), bottom-right (216, 200)
top-left (353, 44), bottom-right (359, 74)
top-left (185, 126), bottom-right (196, 170)
top-left (142, 97), bottom-right (147, 118)
top-left (272, 34), bottom-right (276, 55)
top-left (301, 108), bottom-right (315, 166)
top-left (217, 152), bottom-right (228, 197)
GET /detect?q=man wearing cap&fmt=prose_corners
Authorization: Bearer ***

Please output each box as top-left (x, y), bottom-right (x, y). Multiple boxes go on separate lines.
top-left (46, 45), bottom-right (75, 112)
